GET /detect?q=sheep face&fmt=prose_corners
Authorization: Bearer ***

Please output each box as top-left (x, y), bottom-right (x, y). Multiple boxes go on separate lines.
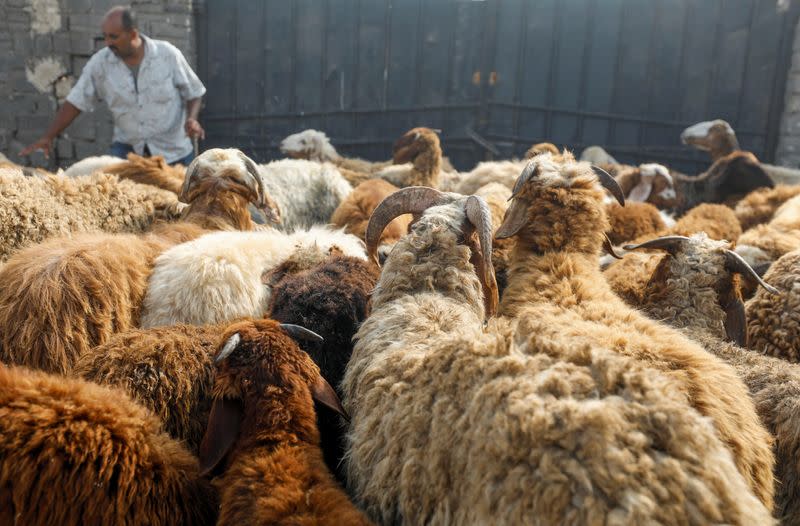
top-left (626, 233), bottom-right (776, 346)
top-left (279, 129), bottom-right (338, 162)
top-left (181, 148), bottom-right (281, 224)
top-left (635, 163), bottom-right (677, 208)
top-left (496, 152), bottom-right (617, 255)
top-left (681, 119), bottom-right (736, 151)
top-left (392, 127), bottom-right (440, 164)
top-left (199, 318), bottom-right (345, 476)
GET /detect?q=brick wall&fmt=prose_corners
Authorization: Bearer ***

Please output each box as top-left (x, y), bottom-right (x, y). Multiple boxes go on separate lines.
top-left (777, 15), bottom-right (800, 167)
top-left (0, 0), bottom-right (197, 170)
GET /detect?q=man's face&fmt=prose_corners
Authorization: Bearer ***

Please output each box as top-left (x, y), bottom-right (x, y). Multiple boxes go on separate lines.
top-left (102, 15), bottom-right (136, 58)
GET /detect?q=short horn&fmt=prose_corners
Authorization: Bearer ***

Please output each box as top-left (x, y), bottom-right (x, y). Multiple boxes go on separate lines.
top-left (280, 323), bottom-right (324, 343)
top-left (623, 235), bottom-right (690, 255)
top-left (238, 152), bottom-right (281, 224)
top-left (178, 156), bottom-right (202, 203)
top-left (723, 250), bottom-right (779, 295)
top-left (603, 234), bottom-right (624, 259)
top-left (465, 195), bottom-right (499, 317)
top-left (593, 165), bottom-right (625, 207)
top-left (216, 333), bottom-right (241, 364)
top-left (365, 186), bottom-right (448, 266)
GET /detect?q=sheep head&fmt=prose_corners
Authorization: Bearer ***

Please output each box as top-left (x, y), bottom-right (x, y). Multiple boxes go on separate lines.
top-left (365, 186), bottom-right (499, 317)
top-left (279, 129), bottom-right (339, 162)
top-left (624, 233), bottom-right (777, 346)
top-left (180, 148), bottom-right (281, 224)
top-left (198, 318), bottom-right (344, 476)
top-left (680, 119), bottom-right (739, 158)
top-left (495, 152), bottom-right (625, 257)
top-left (524, 142), bottom-right (559, 160)
top-left (392, 127), bottom-right (441, 164)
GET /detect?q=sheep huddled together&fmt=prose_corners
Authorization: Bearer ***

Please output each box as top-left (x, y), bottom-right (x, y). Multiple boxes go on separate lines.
top-left (4, 116), bottom-right (800, 525)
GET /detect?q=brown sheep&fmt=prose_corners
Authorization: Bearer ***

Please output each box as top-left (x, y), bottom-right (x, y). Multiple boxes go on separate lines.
top-left (497, 152), bottom-right (776, 508)
top-left (736, 194), bottom-right (800, 269)
top-left (74, 323), bottom-right (225, 452)
top-left (330, 178), bottom-right (411, 245)
top-left (605, 201), bottom-right (666, 245)
top-left (199, 319), bottom-right (373, 525)
top-left (0, 364), bottom-right (217, 526)
top-left (0, 148), bottom-right (278, 375)
top-left (735, 184), bottom-right (800, 231)
top-left (624, 234), bottom-right (800, 523)
top-left (375, 127), bottom-right (442, 189)
top-left (104, 152), bottom-right (186, 194)
top-left (613, 163), bottom-right (678, 209)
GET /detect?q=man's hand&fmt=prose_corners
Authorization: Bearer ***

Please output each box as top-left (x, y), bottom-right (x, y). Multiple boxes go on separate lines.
top-left (185, 118), bottom-right (205, 140)
top-left (19, 136), bottom-right (54, 159)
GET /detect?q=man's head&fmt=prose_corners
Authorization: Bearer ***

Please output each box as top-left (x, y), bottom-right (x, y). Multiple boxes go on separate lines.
top-left (102, 6), bottom-right (141, 59)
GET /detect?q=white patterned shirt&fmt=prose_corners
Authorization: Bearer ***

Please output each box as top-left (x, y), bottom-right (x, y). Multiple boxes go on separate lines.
top-left (66, 35), bottom-right (206, 163)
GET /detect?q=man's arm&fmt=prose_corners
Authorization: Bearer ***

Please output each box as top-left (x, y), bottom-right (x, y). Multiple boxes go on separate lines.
top-left (184, 97), bottom-right (205, 140)
top-left (19, 101), bottom-right (82, 158)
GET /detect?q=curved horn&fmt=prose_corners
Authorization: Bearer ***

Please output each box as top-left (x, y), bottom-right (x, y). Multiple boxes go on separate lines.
top-left (623, 236), bottom-right (691, 255)
top-left (465, 195), bottom-right (499, 317)
top-left (280, 323), bottom-right (324, 343)
top-left (509, 160), bottom-right (539, 200)
top-left (237, 152), bottom-right (281, 224)
top-left (216, 333), bottom-right (241, 364)
top-left (603, 234), bottom-right (624, 259)
top-left (723, 250), bottom-right (779, 295)
top-left (365, 186), bottom-right (448, 266)
top-left (592, 165), bottom-right (625, 207)
top-left (178, 156), bottom-right (202, 203)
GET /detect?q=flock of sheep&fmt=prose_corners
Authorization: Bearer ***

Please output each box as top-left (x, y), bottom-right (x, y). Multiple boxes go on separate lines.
top-left (2, 117), bottom-right (800, 525)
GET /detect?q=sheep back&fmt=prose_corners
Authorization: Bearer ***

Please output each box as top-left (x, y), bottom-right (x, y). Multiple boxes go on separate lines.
top-left (0, 364), bottom-right (217, 526)
top-left (735, 184), bottom-right (800, 230)
top-left (605, 201), bottom-right (666, 245)
top-left (330, 178), bottom-right (411, 244)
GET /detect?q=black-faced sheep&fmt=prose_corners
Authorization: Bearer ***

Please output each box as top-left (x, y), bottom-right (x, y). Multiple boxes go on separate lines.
top-left (624, 233), bottom-right (800, 523)
top-left (199, 318), bottom-right (373, 525)
top-left (496, 152), bottom-right (775, 509)
top-left (343, 186), bottom-right (773, 524)
top-left (0, 364), bottom-right (217, 526)
top-left (0, 148), bottom-right (276, 374)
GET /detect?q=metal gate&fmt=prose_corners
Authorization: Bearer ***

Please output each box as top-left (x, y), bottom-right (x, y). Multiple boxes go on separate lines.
top-left (196, 0), bottom-right (800, 173)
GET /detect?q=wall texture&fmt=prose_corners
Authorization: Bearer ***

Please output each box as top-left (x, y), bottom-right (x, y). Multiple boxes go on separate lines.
top-left (0, 0), bottom-right (196, 170)
top-left (777, 15), bottom-right (800, 167)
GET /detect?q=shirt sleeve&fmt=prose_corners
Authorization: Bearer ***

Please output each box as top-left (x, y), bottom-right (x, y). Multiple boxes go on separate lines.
top-left (171, 46), bottom-right (206, 101)
top-left (65, 55), bottom-right (101, 113)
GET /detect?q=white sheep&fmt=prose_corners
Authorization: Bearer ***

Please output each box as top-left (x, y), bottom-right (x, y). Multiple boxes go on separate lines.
top-left (61, 154), bottom-right (125, 178)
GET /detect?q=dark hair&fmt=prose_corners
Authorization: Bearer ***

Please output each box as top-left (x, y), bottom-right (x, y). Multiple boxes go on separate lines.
top-left (120, 8), bottom-right (137, 31)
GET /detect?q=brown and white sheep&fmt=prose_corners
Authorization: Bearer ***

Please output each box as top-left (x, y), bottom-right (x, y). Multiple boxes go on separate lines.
top-left (199, 318), bottom-right (373, 525)
top-left (0, 148), bottom-right (277, 375)
top-left (496, 152), bottom-right (775, 509)
top-left (0, 363), bottom-right (217, 526)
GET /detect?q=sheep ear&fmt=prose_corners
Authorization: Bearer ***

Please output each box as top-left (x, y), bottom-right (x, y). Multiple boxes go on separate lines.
top-left (198, 397), bottom-right (243, 477)
top-left (723, 297), bottom-right (747, 347)
top-left (312, 376), bottom-right (349, 422)
top-left (627, 179), bottom-right (653, 202)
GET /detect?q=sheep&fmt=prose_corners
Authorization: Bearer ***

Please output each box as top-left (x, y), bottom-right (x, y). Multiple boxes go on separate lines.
top-left (579, 144), bottom-right (618, 164)
top-left (104, 152), bottom-right (187, 194)
top-left (0, 363), bottom-right (217, 526)
top-left (198, 318), bottom-right (373, 525)
top-left (622, 233), bottom-right (800, 523)
top-left (0, 167), bottom-right (181, 262)
top-left (495, 152), bottom-right (776, 508)
top-left (343, 186), bottom-right (772, 525)
top-left (746, 248), bottom-right (800, 363)
top-left (374, 127), bottom-right (443, 189)
top-left (736, 193), bottom-right (800, 268)
top-left (252, 158), bottom-right (352, 232)
top-left (140, 226), bottom-right (366, 329)
top-left (0, 148), bottom-right (275, 374)
top-left (330, 178), bottom-right (411, 245)
top-left (267, 254), bottom-right (379, 483)
top-left (605, 201), bottom-right (666, 245)
top-left (62, 154), bottom-right (125, 177)
top-left (452, 143), bottom-right (555, 196)
top-left (735, 184), bottom-right (800, 230)
top-left (74, 323), bottom-right (225, 452)
top-left (682, 118), bottom-right (800, 185)
top-left (613, 162), bottom-right (678, 209)
top-left (280, 127), bottom-right (457, 175)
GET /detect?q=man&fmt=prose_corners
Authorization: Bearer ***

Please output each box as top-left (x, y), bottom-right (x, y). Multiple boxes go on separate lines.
top-left (21, 6), bottom-right (206, 166)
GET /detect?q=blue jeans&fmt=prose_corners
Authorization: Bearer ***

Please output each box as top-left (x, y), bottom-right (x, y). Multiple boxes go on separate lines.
top-left (110, 141), bottom-right (194, 166)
